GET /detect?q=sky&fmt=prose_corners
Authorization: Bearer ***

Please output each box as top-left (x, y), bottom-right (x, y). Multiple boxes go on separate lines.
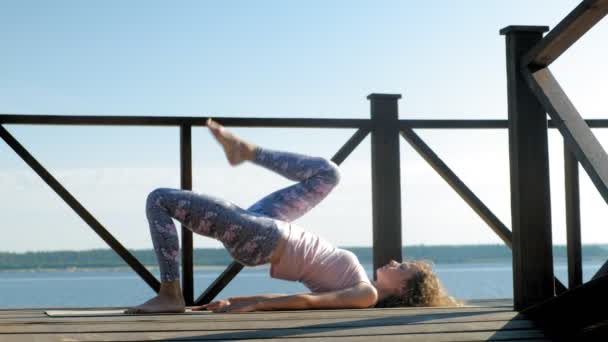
top-left (0, 0), bottom-right (606, 253)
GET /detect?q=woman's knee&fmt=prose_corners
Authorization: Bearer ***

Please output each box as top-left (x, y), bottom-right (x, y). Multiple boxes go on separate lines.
top-left (146, 187), bottom-right (174, 207)
top-left (321, 160), bottom-right (341, 186)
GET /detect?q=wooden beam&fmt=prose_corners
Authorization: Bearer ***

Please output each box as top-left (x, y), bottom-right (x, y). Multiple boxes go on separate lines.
top-left (194, 262), bottom-right (243, 305)
top-left (525, 68), bottom-right (608, 205)
top-left (399, 119), bottom-right (507, 129)
top-left (4, 114), bottom-right (608, 129)
top-left (368, 93), bottom-right (403, 277)
top-left (0, 115), bottom-right (369, 129)
top-left (180, 125), bottom-right (194, 306)
top-left (501, 27), bottom-right (556, 311)
top-left (331, 128), bottom-right (370, 165)
top-left (400, 128), bottom-right (567, 295)
top-left (0, 124), bottom-right (161, 293)
top-left (523, 0), bottom-right (608, 69)
top-left (400, 128), bottom-right (512, 247)
top-left (564, 141), bottom-right (583, 288)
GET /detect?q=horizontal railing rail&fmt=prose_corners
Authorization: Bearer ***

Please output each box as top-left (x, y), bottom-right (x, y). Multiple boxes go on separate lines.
top-left (2, 114), bottom-right (608, 129)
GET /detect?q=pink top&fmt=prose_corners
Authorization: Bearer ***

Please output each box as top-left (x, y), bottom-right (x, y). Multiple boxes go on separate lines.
top-left (270, 222), bottom-right (371, 293)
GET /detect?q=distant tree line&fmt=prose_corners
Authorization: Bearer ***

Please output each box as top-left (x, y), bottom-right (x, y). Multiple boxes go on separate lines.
top-left (1, 244), bottom-right (607, 270)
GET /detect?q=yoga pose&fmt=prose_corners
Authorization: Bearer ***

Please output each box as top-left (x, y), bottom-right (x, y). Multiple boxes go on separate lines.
top-left (124, 118), bottom-right (459, 314)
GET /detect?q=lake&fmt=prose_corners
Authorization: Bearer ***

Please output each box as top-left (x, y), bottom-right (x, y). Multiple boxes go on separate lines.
top-left (0, 261), bottom-right (602, 308)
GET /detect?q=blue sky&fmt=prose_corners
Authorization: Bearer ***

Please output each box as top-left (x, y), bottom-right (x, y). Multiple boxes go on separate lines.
top-left (1, 0), bottom-right (606, 253)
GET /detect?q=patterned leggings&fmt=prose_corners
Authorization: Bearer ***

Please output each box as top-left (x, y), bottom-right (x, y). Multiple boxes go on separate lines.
top-left (146, 146), bottom-right (341, 282)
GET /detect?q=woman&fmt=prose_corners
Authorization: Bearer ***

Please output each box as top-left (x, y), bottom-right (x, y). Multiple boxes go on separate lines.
top-left (124, 118), bottom-right (459, 314)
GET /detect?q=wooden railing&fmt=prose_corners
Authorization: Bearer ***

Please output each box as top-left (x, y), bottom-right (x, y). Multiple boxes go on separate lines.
top-left (3, 0), bottom-right (608, 311)
top-left (2, 0), bottom-right (607, 337)
top-left (3, 103), bottom-right (607, 309)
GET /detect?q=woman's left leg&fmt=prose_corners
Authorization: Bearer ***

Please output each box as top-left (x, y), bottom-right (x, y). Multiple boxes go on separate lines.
top-left (124, 187), bottom-right (287, 314)
top-left (145, 187), bottom-right (287, 283)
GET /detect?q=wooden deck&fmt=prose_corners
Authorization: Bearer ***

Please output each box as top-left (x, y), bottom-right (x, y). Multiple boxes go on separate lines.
top-left (0, 299), bottom-right (553, 341)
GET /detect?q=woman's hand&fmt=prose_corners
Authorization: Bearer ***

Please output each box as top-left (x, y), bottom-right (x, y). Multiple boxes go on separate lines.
top-left (190, 298), bottom-right (259, 313)
top-left (219, 301), bottom-right (258, 313)
top-left (190, 299), bottom-right (231, 312)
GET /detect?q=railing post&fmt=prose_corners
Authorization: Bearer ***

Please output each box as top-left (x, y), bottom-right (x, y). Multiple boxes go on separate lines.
top-left (564, 141), bottom-right (583, 288)
top-left (368, 93), bottom-right (403, 279)
top-left (500, 26), bottom-right (554, 311)
top-left (180, 124), bottom-right (193, 305)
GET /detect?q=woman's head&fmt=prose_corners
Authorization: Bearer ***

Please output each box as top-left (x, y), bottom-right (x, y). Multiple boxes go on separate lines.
top-left (374, 259), bottom-right (462, 307)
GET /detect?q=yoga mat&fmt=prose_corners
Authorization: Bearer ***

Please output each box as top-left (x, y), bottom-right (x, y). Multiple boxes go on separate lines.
top-left (45, 308), bottom-right (207, 317)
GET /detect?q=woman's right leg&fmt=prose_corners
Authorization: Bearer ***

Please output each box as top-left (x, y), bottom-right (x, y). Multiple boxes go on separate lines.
top-left (246, 146), bottom-right (341, 222)
top-left (206, 118), bottom-right (341, 222)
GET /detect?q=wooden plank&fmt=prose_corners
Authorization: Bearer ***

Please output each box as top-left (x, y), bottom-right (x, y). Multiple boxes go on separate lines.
top-left (0, 307), bottom-right (520, 324)
top-left (564, 141), bottom-right (583, 288)
top-left (0, 314), bottom-right (528, 332)
top-left (1, 318), bottom-right (531, 332)
top-left (0, 306), bottom-right (538, 342)
top-left (0, 124), bottom-right (161, 294)
top-left (465, 298), bottom-right (513, 307)
top-left (0, 319), bottom-right (537, 333)
top-left (522, 273), bottom-right (608, 337)
top-left (0, 314), bottom-right (523, 327)
top-left (0, 314), bottom-right (547, 341)
top-left (0, 309), bottom-right (524, 320)
top-left (523, 0), bottom-right (608, 68)
top-left (368, 94), bottom-right (403, 275)
top-left (526, 68), bottom-right (608, 205)
top-left (502, 27), bottom-right (555, 311)
top-left (221, 338), bottom-right (551, 342)
top-left (40, 308), bottom-right (518, 322)
top-left (64, 306), bottom-right (516, 320)
top-left (0, 330), bottom-right (548, 342)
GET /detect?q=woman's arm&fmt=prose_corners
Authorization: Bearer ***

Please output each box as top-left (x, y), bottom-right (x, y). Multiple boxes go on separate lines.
top-left (226, 283), bottom-right (378, 313)
top-left (191, 293), bottom-right (287, 312)
top-left (227, 293), bottom-right (287, 304)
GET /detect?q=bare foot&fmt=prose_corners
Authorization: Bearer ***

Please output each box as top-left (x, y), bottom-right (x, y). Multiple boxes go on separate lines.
top-left (206, 118), bottom-right (256, 166)
top-left (123, 294), bottom-right (186, 314)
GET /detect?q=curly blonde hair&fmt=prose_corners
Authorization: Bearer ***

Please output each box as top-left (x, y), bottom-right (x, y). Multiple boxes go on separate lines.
top-left (374, 259), bottom-right (463, 307)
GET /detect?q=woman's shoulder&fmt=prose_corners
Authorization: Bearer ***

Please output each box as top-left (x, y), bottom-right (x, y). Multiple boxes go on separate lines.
top-left (336, 248), bottom-right (362, 262)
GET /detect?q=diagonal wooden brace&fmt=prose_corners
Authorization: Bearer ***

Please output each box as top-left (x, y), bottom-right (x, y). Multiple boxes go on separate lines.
top-left (523, 68), bottom-right (608, 205)
top-left (523, 0), bottom-right (608, 69)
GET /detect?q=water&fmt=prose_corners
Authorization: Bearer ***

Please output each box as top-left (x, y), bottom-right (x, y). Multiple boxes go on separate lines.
top-left (0, 262), bottom-right (603, 308)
